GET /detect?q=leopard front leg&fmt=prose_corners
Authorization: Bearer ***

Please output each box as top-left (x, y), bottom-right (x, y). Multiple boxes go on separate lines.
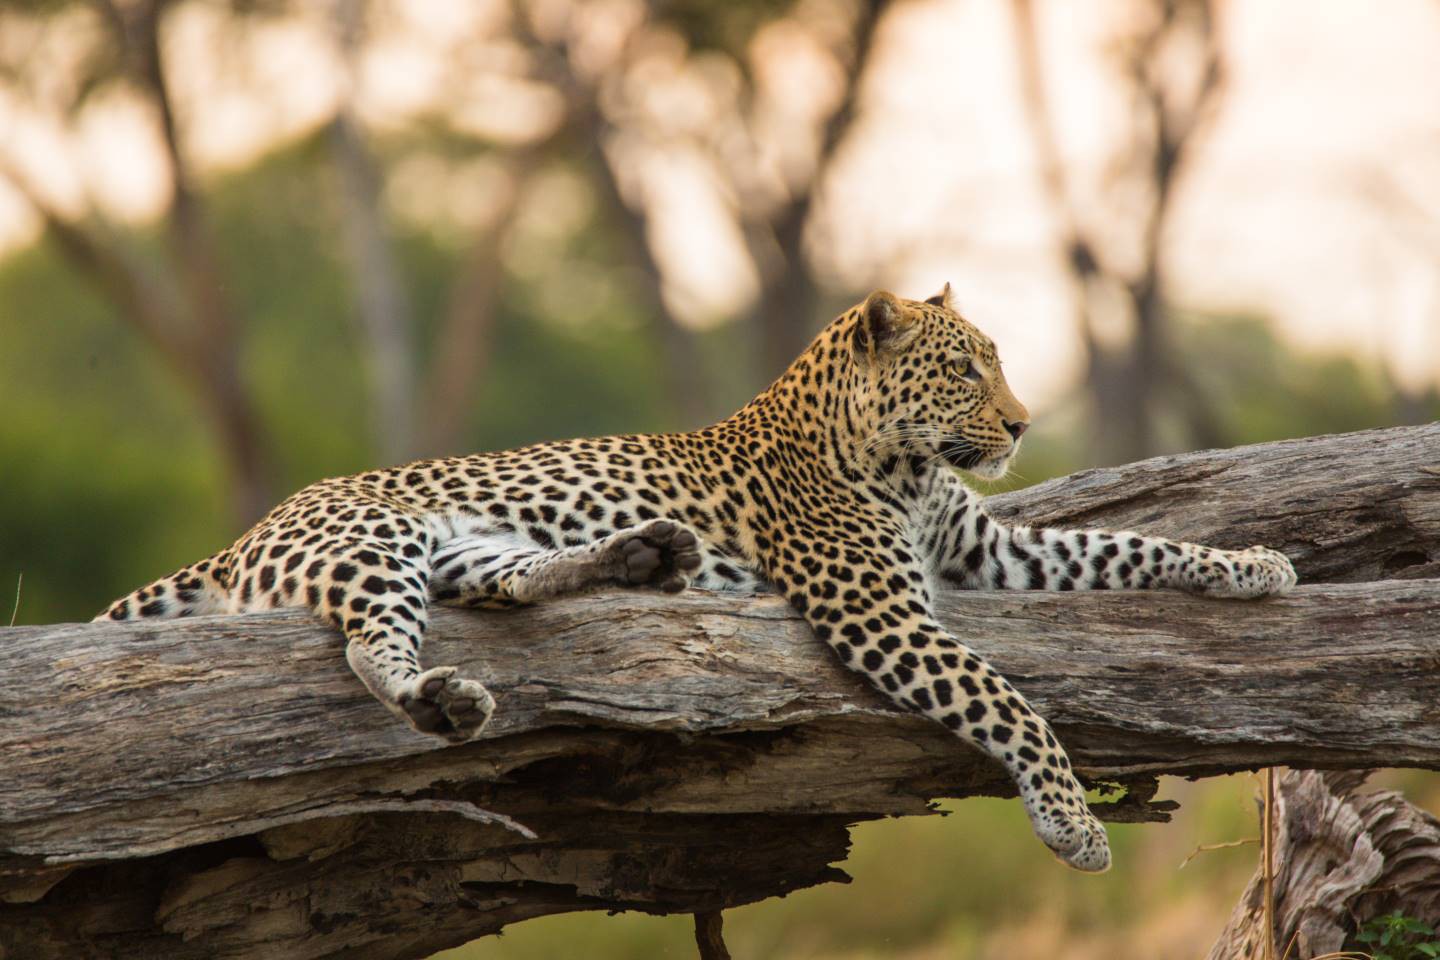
top-left (939, 492), bottom-right (1296, 597)
top-left (390, 665), bottom-right (496, 743)
top-left (775, 542), bottom-right (1110, 872)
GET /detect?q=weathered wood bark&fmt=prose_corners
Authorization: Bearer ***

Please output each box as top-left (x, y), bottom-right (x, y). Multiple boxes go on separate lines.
top-left (1, 424), bottom-right (1436, 959)
top-left (1207, 769), bottom-right (1440, 959)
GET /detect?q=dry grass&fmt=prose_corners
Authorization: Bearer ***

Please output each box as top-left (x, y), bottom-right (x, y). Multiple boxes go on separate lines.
top-left (1180, 836), bottom-right (1258, 870)
top-left (1264, 767), bottom-right (1277, 960)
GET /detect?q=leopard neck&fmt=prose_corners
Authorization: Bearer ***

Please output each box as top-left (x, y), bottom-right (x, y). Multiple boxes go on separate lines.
top-left (713, 334), bottom-right (939, 505)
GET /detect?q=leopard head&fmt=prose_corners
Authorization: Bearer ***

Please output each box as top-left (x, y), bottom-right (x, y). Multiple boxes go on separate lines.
top-left (847, 285), bottom-right (1030, 480)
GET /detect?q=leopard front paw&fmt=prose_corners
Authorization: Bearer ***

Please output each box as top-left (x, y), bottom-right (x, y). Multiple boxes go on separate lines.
top-left (399, 666), bottom-right (495, 743)
top-left (1195, 545), bottom-right (1297, 599)
top-left (610, 520), bottom-right (702, 594)
top-left (1028, 803), bottom-right (1111, 873)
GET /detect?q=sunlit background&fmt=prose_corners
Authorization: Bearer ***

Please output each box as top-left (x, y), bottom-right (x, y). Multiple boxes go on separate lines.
top-left (2, 0), bottom-right (1437, 956)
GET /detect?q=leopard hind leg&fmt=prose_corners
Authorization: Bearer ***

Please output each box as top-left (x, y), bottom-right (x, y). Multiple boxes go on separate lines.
top-left (429, 518), bottom-right (703, 609)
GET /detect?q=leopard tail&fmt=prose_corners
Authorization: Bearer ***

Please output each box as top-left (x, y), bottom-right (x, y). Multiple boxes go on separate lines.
top-left (94, 549), bottom-right (234, 621)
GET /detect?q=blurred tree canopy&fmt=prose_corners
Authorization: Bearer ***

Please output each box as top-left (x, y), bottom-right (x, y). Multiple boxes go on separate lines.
top-left (0, 152), bottom-right (1428, 628)
top-left (0, 0), bottom-right (888, 526)
top-left (0, 0), bottom-right (1434, 627)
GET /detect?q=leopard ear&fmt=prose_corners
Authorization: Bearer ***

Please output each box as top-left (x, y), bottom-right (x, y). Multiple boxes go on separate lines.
top-left (924, 282), bottom-right (954, 310)
top-left (851, 290), bottom-right (918, 365)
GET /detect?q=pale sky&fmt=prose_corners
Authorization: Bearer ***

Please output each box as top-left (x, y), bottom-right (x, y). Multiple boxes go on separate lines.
top-left (817, 0), bottom-right (1440, 404)
top-left (1, 0), bottom-right (1437, 410)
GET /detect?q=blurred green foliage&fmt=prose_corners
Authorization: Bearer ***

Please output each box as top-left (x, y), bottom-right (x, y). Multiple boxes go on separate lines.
top-left (1355, 911), bottom-right (1440, 960)
top-left (650, 0), bottom-right (796, 57)
top-left (1, 138), bottom-right (707, 623)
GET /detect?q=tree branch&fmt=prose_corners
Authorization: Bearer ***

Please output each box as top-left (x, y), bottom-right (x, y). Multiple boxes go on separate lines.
top-left (1, 424), bottom-right (1436, 958)
top-left (112, 0), bottom-right (274, 523)
top-left (743, 0), bottom-right (886, 381)
top-left (329, 0), bottom-right (420, 464)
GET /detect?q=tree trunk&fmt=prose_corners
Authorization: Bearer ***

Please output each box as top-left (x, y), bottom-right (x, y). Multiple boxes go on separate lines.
top-left (1009, 0), bottom-right (1226, 465)
top-left (1, 424), bottom-right (1436, 959)
top-left (129, 0), bottom-right (276, 524)
top-left (1207, 769), bottom-right (1440, 959)
top-left (743, 0), bottom-right (885, 387)
top-left (329, 0), bottom-right (421, 466)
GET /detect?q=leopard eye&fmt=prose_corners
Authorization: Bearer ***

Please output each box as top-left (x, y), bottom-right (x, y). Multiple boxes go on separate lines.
top-left (953, 358), bottom-right (983, 383)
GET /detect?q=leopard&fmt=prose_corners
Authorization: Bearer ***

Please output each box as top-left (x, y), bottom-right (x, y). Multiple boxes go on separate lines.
top-left (98, 285), bottom-right (1297, 872)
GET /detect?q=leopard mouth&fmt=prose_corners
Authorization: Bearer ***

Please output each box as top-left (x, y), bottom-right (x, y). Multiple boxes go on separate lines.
top-left (940, 440), bottom-right (985, 470)
top-left (941, 438), bottom-right (1019, 478)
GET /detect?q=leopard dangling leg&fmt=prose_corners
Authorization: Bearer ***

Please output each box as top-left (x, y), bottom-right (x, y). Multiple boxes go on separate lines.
top-left (773, 535), bottom-right (1111, 872)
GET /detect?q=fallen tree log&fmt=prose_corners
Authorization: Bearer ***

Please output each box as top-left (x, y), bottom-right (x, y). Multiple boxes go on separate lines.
top-left (1, 424), bottom-right (1436, 959)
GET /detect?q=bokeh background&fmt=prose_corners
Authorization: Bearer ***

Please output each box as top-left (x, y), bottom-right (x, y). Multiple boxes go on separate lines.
top-left (2, 0), bottom-right (1438, 957)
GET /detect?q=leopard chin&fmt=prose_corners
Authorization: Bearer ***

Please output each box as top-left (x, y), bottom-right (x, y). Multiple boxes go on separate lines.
top-left (966, 455), bottom-right (1013, 481)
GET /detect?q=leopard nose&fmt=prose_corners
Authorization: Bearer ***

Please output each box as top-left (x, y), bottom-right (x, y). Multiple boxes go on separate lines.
top-left (1003, 419), bottom-right (1029, 440)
